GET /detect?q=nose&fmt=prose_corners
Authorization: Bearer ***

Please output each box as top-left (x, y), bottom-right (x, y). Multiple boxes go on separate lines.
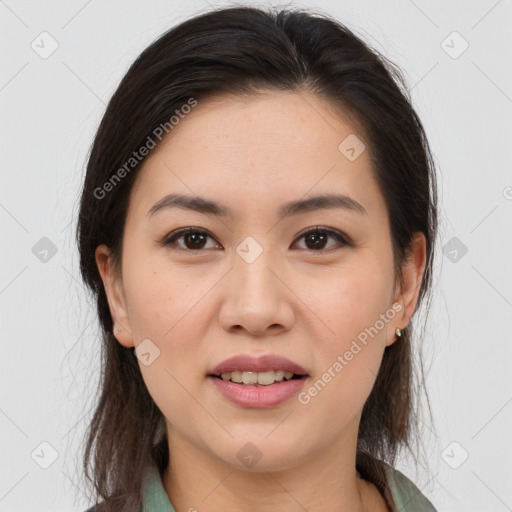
top-left (218, 246), bottom-right (295, 337)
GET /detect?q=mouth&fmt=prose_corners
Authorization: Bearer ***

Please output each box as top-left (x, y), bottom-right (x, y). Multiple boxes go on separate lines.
top-left (207, 365), bottom-right (310, 408)
top-left (208, 370), bottom-right (308, 387)
top-left (208, 353), bottom-right (309, 387)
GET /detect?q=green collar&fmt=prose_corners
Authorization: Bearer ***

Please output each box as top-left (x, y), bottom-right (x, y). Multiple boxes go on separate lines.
top-left (141, 463), bottom-right (437, 512)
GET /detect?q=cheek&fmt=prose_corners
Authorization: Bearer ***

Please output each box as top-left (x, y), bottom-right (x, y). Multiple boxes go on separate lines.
top-left (299, 258), bottom-right (393, 407)
top-left (297, 289), bottom-right (389, 439)
top-left (122, 251), bottom-right (204, 341)
top-left (306, 259), bottom-right (393, 347)
top-left (125, 263), bottom-right (208, 427)
top-left (121, 250), bottom-right (215, 384)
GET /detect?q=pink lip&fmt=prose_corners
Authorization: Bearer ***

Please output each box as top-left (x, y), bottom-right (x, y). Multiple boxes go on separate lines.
top-left (207, 354), bottom-right (309, 409)
top-left (208, 354), bottom-right (308, 376)
top-left (208, 375), bottom-right (309, 408)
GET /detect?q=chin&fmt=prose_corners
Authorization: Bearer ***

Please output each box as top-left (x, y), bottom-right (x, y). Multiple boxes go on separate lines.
top-left (212, 440), bottom-right (309, 473)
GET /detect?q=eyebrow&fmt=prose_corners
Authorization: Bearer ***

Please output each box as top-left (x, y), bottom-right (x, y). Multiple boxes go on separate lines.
top-left (146, 192), bottom-right (367, 219)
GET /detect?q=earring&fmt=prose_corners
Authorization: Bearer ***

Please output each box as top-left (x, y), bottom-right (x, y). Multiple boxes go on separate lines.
top-left (395, 327), bottom-right (402, 338)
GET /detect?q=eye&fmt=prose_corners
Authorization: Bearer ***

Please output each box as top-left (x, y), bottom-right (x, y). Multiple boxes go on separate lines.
top-left (159, 226), bottom-right (351, 253)
top-left (160, 227), bottom-right (220, 251)
top-left (292, 226), bottom-right (351, 253)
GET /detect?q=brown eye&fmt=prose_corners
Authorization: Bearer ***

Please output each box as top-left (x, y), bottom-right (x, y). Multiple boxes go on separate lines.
top-left (160, 226), bottom-right (350, 253)
top-left (161, 228), bottom-right (220, 251)
top-left (294, 227), bottom-right (350, 252)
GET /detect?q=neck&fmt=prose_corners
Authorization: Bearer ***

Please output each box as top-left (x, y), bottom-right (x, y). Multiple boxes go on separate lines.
top-left (162, 422), bottom-right (375, 512)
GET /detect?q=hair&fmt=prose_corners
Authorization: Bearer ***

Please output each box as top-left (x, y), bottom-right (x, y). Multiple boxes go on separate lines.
top-left (76, 5), bottom-right (438, 512)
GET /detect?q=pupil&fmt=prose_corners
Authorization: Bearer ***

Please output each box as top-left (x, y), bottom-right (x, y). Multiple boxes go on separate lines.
top-left (187, 232), bottom-right (205, 249)
top-left (307, 232), bottom-right (326, 250)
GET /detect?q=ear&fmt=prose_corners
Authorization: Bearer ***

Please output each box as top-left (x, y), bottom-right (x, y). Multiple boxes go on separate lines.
top-left (387, 232), bottom-right (427, 347)
top-left (95, 244), bottom-right (134, 348)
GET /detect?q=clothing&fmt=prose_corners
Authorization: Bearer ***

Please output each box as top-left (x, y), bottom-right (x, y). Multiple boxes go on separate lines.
top-left (85, 462), bottom-right (437, 512)
top-left (382, 465), bottom-right (438, 511)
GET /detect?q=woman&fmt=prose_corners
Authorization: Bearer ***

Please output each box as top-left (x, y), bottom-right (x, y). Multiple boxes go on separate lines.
top-left (77, 6), bottom-right (439, 512)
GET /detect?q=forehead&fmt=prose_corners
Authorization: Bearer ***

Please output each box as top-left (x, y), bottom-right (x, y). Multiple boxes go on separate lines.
top-left (128, 90), bottom-right (384, 221)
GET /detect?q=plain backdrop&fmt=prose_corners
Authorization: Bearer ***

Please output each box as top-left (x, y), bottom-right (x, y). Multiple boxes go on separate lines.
top-left (1, 0), bottom-right (511, 510)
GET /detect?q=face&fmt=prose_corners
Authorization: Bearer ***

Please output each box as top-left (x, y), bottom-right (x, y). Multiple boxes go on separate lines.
top-left (96, 90), bottom-right (425, 472)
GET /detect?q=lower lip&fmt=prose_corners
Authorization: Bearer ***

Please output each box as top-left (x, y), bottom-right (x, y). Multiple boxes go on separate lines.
top-left (208, 376), bottom-right (308, 409)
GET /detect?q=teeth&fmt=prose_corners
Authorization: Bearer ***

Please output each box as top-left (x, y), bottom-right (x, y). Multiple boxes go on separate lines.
top-left (219, 370), bottom-right (295, 386)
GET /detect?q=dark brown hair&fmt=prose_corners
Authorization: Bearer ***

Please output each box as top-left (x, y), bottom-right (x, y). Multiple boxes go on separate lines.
top-left (77, 5), bottom-right (438, 511)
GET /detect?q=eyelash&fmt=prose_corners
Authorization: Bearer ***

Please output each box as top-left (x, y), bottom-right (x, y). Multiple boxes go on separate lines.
top-left (159, 226), bottom-right (352, 254)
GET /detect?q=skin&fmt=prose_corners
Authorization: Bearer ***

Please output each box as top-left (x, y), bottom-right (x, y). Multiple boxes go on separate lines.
top-left (96, 90), bottom-right (426, 512)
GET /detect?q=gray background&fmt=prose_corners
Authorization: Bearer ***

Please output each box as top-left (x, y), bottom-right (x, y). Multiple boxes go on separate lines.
top-left (1, 0), bottom-right (511, 510)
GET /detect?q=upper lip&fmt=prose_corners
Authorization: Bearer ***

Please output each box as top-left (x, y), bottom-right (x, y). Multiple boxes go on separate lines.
top-left (208, 354), bottom-right (308, 376)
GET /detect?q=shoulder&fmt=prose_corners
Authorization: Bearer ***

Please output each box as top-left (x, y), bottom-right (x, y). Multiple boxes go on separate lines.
top-left (82, 505), bottom-right (143, 512)
top-left (383, 464), bottom-right (438, 512)
top-left (82, 502), bottom-right (144, 512)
